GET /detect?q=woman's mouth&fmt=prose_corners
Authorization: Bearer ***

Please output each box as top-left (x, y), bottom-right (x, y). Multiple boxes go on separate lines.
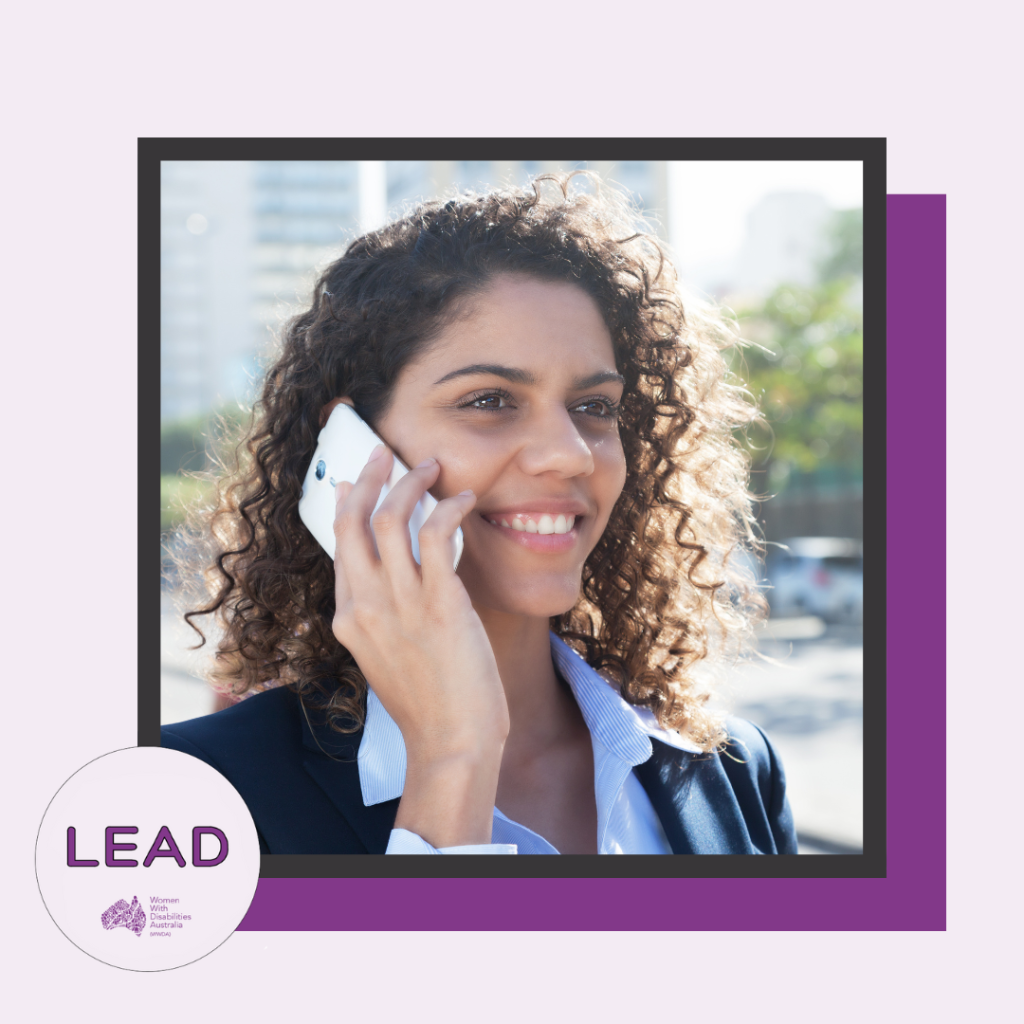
top-left (477, 511), bottom-right (582, 552)
top-left (485, 512), bottom-right (576, 535)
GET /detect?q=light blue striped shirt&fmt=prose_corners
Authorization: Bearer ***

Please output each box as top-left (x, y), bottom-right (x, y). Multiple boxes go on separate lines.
top-left (359, 632), bottom-right (702, 854)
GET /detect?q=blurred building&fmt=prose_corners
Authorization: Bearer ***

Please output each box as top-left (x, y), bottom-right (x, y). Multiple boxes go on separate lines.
top-left (696, 191), bottom-right (835, 300)
top-left (161, 161), bottom-right (362, 421)
top-left (160, 159), bottom-right (668, 423)
top-left (734, 192), bottom-right (833, 292)
top-left (161, 161), bottom-right (256, 422)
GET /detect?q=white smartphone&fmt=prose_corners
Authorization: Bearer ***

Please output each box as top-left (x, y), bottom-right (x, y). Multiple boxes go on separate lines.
top-left (298, 403), bottom-right (464, 569)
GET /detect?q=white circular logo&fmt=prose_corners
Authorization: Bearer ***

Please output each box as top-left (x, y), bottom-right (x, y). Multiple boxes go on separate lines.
top-left (35, 746), bottom-right (261, 971)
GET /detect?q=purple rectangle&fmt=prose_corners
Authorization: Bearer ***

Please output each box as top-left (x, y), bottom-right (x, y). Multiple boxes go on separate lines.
top-left (235, 195), bottom-right (946, 931)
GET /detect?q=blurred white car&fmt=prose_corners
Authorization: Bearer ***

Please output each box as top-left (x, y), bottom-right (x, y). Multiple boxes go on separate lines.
top-left (766, 537), bottom-right (863, 624)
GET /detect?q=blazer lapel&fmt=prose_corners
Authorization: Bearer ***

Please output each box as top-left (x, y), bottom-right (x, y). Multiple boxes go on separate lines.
top-left (633, 738), bottom-right (701, 854)
top-left (634, 737), bottom-right (759, 855)
top-left (298, 702), bottom-right (399, 854)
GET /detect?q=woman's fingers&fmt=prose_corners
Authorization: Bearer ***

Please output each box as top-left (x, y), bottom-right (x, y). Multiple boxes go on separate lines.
top-left (370, 457), bottom-right (442, 591)
top-left (332, 447), bottom-right (473, 655)
top-left (332, 480), bottom-right (355, 611)
top-left (418, 488), bottom-right (477, 586)
top-left (333, 444), bottom-right (394, 579)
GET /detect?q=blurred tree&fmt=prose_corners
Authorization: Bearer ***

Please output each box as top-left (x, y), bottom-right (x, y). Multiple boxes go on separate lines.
top-left (730, 209), bottom-right (863, 497)
top-left (160, 415), bottom-right (209, 476)
top-left (160, 474), bottom-right (213, 533)
top-left (818, 207), bottom-right (863, 282)
top-left (160, 406), bottom-right (247, 533)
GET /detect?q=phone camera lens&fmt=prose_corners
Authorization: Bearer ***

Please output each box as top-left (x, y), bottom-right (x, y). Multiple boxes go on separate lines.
top-left (315, 460), bottom-right (326, 480)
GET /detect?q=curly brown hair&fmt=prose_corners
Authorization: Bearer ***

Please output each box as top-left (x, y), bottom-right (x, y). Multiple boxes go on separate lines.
top-left (173, 172), bottom-right (765, 751)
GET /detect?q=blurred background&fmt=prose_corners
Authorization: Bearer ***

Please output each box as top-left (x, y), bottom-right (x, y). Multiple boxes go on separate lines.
top-left (160, 158), bottom-right (864, 854)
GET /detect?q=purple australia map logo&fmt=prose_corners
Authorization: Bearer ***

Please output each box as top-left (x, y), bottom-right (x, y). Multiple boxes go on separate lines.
top-left (101, 896), bottom-right (147, 937)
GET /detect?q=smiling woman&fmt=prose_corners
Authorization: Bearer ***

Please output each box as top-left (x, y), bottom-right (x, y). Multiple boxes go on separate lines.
top-left (162, 173), bottom-right (798, 856)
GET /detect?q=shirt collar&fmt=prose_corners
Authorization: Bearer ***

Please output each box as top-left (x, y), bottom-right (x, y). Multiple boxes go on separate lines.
top-left (548, 633), bottom-right (703, 759)
top-left (357, 631), bottom-right (701, 807)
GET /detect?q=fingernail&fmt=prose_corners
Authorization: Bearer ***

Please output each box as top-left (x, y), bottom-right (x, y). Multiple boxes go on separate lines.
top-left (459, 489), bottom-right (474, 496)
top-left (367, 444), bottom-right (386, 462)
top-left (416, 457), bottom-right (437, 469)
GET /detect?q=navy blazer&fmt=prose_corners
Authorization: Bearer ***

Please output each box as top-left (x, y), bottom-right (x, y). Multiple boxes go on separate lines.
top-left (161, 686), bottom-right (798, 855)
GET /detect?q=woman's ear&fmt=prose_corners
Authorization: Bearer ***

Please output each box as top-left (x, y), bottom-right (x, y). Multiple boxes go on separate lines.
top-left (319, 396), bottom-right (354, 429)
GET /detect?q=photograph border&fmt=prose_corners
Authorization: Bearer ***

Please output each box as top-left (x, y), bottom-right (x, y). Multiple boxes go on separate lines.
top-left (141, 140), bottom-right (902, 905)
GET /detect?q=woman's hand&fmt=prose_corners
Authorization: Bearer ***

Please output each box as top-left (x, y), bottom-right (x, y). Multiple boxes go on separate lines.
top-left (331, 444), bottom-right (509, 847)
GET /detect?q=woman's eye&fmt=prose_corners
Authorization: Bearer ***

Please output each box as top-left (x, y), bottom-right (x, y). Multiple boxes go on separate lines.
top-left (458, 391), bottom-right (619, 417)
top-left (470, 394), bottom-right (509, 411)
top-left (573, 399), bottom-right (619, 418)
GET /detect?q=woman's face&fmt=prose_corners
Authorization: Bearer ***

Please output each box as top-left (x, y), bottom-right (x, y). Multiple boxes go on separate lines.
top-left (374, 274), bottom-right (628, 620)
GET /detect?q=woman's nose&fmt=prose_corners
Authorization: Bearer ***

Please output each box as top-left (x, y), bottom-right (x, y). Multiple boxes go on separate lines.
top-left (516, 408), bottom-right (596, 477)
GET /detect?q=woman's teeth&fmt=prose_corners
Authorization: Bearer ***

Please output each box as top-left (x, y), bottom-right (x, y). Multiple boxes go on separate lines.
top-left (486, 513), bottom-right (576, 535)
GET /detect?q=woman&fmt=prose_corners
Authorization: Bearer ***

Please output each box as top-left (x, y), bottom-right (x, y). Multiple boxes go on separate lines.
top-left (163, 172), bottom-right (797, 855)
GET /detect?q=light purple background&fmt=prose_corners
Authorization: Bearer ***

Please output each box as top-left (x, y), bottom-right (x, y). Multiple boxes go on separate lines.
top-left (12, 17), bottom-right (987, 1002)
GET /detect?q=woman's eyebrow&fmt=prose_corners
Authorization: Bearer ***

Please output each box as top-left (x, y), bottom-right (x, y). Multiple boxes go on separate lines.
top-left (431, 363), bottom-right (625, 390)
